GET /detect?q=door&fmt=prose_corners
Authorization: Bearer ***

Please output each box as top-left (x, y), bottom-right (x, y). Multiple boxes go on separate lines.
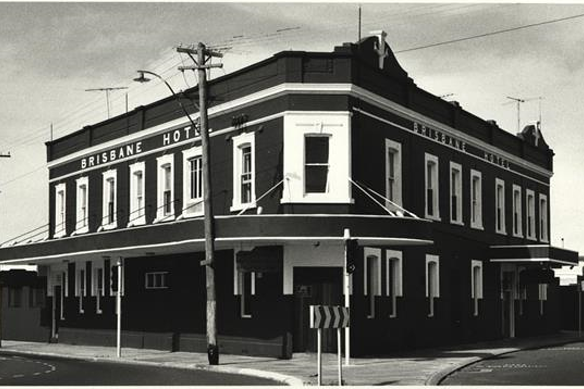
top-left (502, 271), bottom-right (516, 338)
top-left (293, 267), bottom-right (342, 352)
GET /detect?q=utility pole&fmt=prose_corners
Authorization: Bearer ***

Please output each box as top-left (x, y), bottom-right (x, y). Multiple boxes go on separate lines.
top-left (505, 96), bottom-right (542, 133)
top-left (85, 87), bottom-right (129, 119)
top-left (0, 152), bottom-right (9, 348)
top-left (177, 42), bottom-right (223, 365)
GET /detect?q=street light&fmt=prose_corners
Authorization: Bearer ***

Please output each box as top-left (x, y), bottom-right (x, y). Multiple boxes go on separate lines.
top-left (134, 70), bottom-right (199, 132)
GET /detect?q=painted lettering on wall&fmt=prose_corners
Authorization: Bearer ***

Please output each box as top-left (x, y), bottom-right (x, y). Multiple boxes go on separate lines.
top-left (81, 142), bottom-right (143, 169)
top-left (412, 122), bottom-right (510, 170)
top-left (79, 125), bottom-right (194, 170)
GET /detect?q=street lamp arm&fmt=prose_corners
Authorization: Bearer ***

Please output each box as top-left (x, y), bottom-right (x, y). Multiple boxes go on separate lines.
top-left (134, 70), bottom-right (200, 133)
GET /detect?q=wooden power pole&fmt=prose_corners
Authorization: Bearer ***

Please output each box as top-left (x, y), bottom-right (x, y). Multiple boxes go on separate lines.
top-left (177, 43), bottom-right (223, 365)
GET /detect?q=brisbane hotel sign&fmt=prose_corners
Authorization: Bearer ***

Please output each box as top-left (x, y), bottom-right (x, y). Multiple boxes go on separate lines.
top-left (80, 126), bottom-right (195, 170)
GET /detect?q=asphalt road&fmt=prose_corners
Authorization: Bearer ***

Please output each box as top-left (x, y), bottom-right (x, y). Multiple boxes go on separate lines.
top-left (441, 341), bottom-right (584, 385)
top-left (0, 352), bottom-right (280, 386)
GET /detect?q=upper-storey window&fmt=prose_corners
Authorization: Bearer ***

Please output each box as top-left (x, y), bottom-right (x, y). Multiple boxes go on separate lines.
top-left (539, 193), bottom-right (549, 242)
top-left (526, 189), bottom-right (536, 240)
top-left (54, 183), bottom-right (67, 238)
top-left (282, 112), bottom-right (351, 204)
top-left (425, 153), bottom-right (439, 220)
top-left (100, 170), bottom-right (117, 230)
top-left (74, 177), bottom-right (89, 235)
top-left (156, 154), bottom-right (175, 222)
top-left (231, 132), bottom-right (256, 212)
top-left (305, 135), bottom-right (330, 194)
top-left (182, 146), bottom-right (203, 217)
top-left (470, 169), bottom-right (483, 230)
top-left (385, 139), bottom-right (402, 210)
top-left (450, 162), bottom-right (462, 225)
top-left (512, 185), bottom-right (523, 237)
top-left (128, 162), bottom-right (146, 227)
top-left (495, 178), bottom-right (506, 235)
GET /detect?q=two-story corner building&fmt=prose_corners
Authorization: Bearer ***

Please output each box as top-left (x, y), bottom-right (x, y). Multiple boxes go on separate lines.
top-left (0, 31), bottom-right (578, 358)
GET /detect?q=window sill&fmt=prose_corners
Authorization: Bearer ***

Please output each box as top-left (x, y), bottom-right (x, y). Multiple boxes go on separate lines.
top-left (450, 220), bottom-right (464, 226)
top-left (526, 235), bottom-right (537, 241)
top-left (71, 227), bottom-right (89, 236)
top-left (178, 210), bottom-right (204, 220)
top-left (53, 232), bottom-right (67, 239)
top-left (97, 223), bottom-right (117, 232)
top-left (241, 314), bottom-right (252, 319)
top-left (154, 215), bottom-right (176, 224)
top-left (127, 218), bottom-right (146, 228)
top-left (496, 229), bottom-right (507, 236)
top-left (425, 214), bottom-right (441, 222)
top-left (471, 224), bottom-right (484, 231)
top-left (230, 201), bottom-right (257, 213)
top-left (512, 232), bottom-right (524, 238)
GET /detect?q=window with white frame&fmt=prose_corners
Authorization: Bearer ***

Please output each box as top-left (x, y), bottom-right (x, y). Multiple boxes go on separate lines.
top-left (538, 283), bottom-right (548, 315)
top-left (231, 132), bottom-right (256, 212)
top-left (470, 169), bottom-right (483, 229)
top-left (539, 194), bottom-right (549, 242)
top-left (363, 248), bottom-right (381, 319)
top-left (385, 250), bottom-right (403, 318)
top-left (425, 154), bottom-right (440, 220)
top-left (91, 261), bottom-right (105, 314)
top-left (282, 112), bottom-right (352, 204)
top-left (75, 177), bottom-right (89, 234)
top-left (233, 253), bottom-right (256, 318)
top-left (385, 139), bottom-right (402, 210)
top-left (471, 260), bottom-right (483, 316)
top-left (426, 255), bottom-right (440, 317)
top-left (128, 162), bottom-right (146, 226)
top-left (450, 162), bottom-right (463, 224)
top-left (495, 178), bottom-right (506, 234)
top-left (304, 135), bottom-right (330, 194)
top-left (145, 272), bottom-right (169, 289)
top-left (512, 185), bottom-right (523, 237)
top-left (54, 183), bottom-right (67, 238)
top-left (100, 170), bottom-right (117, 230)
top-left (526, 189), bottom-right (536, 240)
top-left (182, 147), bottom-right (203, 217)
top-left (156, 154), bottom-right (175, 221)
top-left (75, 264), bottom-right (87, 314)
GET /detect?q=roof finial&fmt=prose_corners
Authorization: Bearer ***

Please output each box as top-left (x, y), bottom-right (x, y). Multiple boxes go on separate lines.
top-left (370, 30), bottom-right (389, 70)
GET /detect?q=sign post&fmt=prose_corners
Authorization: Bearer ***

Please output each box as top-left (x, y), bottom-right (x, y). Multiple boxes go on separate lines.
top-left (310, 304), bottom-right (350, 386)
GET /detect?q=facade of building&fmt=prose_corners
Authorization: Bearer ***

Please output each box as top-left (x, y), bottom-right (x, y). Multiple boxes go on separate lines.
top-left (0, 32), bottom-right (578, 357)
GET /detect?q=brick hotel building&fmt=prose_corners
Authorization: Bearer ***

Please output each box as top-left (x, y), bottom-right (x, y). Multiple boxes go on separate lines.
top-left (0, 31), bottom-right (577, 358)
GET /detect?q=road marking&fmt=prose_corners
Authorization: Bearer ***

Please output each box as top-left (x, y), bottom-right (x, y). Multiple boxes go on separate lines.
top-left (33, 373), bottom-right (41, 376)
top-left (44, 370), bottom-right (52, 374)
top-left (483, 364), bottom-right (547, 369)
top-left (12, 375), bottom-right (24, 378)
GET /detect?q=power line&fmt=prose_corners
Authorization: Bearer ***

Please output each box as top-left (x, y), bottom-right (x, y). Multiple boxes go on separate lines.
top-left (395, 12), bottom-right (584, 54)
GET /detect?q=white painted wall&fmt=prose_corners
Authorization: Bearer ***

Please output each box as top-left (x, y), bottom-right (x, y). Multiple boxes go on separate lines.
top-left (283, 243), bottom-right (344, 294)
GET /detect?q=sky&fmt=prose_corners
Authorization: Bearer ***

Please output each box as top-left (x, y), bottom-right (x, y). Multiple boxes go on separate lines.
top-left (1, 2), bottom-right (584, 256)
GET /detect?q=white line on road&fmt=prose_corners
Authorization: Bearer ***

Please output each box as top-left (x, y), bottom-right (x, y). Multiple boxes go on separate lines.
top-left (12, 375), bottom-right (24, 378)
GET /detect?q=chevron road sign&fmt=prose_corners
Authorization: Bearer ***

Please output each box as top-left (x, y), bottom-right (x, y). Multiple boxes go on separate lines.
top-left (310, 305), bottom-right (350, 329)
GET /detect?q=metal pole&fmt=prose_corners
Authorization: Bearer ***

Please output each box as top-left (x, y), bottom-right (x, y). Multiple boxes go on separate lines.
top-left (579, 281), bottom-right (582, 338)
top-left (317, 327), bottom-right (322, 386)
top-left (343, 228), bottom-right (351, 366)
top-left (198, 42), bottom-right (219, 366)
top-left (337, 327), bottom-right (342, 385)
top-left (116, 257), bottom-right (122, 358)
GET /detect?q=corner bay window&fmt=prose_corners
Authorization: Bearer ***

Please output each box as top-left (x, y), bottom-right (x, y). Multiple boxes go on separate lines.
top-left (305, 135), bottom-right (330, 193)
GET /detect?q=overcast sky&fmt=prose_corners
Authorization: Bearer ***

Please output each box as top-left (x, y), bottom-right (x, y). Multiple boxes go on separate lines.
top-left (1, 2), bottom-right (583, 255)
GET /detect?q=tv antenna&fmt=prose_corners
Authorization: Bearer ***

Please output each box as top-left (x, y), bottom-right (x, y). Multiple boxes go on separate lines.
top-left (503, 96), bottom-right (542, 133)
top-left (85, 86), bottom-right (129, 119)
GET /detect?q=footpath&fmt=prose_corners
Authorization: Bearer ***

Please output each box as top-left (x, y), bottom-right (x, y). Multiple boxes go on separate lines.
top-left (0, 331), bottom-right (581, 386)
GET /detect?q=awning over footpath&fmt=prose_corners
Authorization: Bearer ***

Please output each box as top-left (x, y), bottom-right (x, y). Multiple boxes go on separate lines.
top-left (0, 214), bottom-right (433, 266)
top-left (490, 244), bottom-right (579, 267)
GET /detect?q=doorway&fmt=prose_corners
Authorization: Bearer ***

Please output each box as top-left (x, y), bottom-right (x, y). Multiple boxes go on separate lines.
top-left (501, 270), bottom-right (516, 338)
top-left (293, 267), bottom-right (342, 352)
